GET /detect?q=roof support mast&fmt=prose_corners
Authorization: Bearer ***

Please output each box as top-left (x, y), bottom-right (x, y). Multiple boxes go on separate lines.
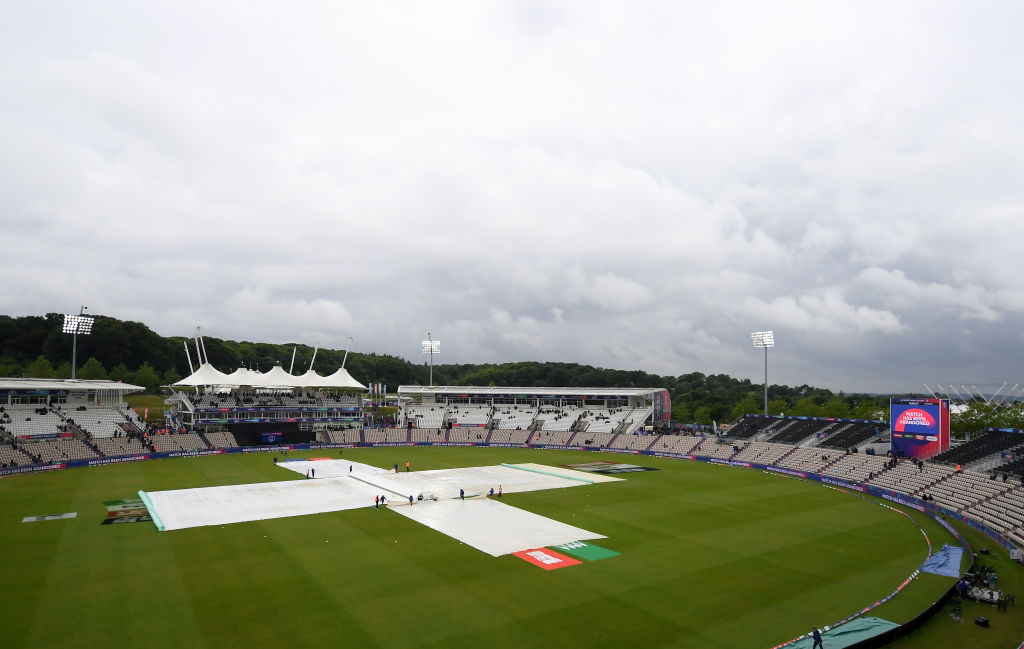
top-left (309, 343), bottom-right (320, 371)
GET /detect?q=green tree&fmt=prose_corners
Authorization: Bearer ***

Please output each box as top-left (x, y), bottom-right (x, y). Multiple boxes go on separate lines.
top-left (693, 406), bottom-right (712, 425)
top-left (132, 363), bottom-right (161, 392)
top-left (671, 400), bottom-right (691, 423)
top-left (24, 355), bottom-right (54, 378)
top-left (54, 361), bottom-right (72, 379)
top-left (108, 363), bottom-right (132, 383)
top-left (78, 357), bottom-right (108, 380)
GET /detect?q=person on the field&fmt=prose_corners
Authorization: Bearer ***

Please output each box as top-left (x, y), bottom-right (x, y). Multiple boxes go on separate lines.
top-left (409, 494), bottom-right (414, 505)
top-left (405, 461), bottom-right (410, 472)
top-left (460, 488), bottom-right (465, 500)
top-left (489, 487), bottom-right (494, 497)
top-left (498, 485), bottom-right (502, 498)
top-left (374, 495), bottom-right (379, 509)
top-left (811, 627), bottom-right (823, 649)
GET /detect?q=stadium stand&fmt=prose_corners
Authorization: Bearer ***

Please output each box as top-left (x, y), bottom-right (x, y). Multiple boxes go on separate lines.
top-left (150, 433), bottom-right (209, 453)
top-left (93, 436), bottom-right (147, 457)
top-left (732, 441), bottom-right (794, 465)
top-left (538, 405), bottom-right (583, 432)
top-left (3, 406), bottom-right (66, 437)
top-left (407, 404), bottom-right (447, 430)
top-left (204, 431), bottom-right (239, 449)
top-left (486, 429), bottom-right (532, 445)
top-left (774, 447), bottom-right (844, 474)
top-left (446, 404), bottom-right (491, 427)
top-left (19, 438), bottom-right (99, 463)
top-left (609, 432), bottom-right (658, 451)
top-left (823, 453), bottom-right (888, 483)
top-left (531, 430), bottom-right (574, 446)
top-left (363, 428), bottom-right (408, 444)
top-left (766, 419), bottom-right (837, 445)
top-left (722, 416), bottom-right (774, 440)
top-left (866, 461), bottom-right (954, 494)
top-left (704, 440), bottom-right (741, 459)
top-left (491, 405), bottom-right (537, 431)
top-left (0, 444), bottom-right (34, 467)
top-left (409, 428), bottom-right (445, 443)
top-left (929, 430), bottom-right (1022, 469)
top-left (819, 422), bottom-right (887, 450)
top-left (66, 406), bottom-right (136, 438)
top-left (324, 429), bottom-right (364, 444)
top-left (648, 435), bottom-right (705, 455)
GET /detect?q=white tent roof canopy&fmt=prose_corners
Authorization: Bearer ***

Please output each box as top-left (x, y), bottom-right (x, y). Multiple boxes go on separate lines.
top-left (173, 363), bottom-right (365, 390)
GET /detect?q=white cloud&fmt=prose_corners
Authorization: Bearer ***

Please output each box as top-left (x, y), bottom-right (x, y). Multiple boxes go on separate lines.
top-left (1, 1), bottom-right (1023, 392)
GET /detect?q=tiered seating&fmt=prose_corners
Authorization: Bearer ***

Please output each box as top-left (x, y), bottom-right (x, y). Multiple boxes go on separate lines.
top-left (731, 441), bottom-right (793, 465)
top-left (324, 429), bottom-right (364, 444)
top-left (363, 428), bottom-right (408, 444)
top-left (575, 432), bottom-right (615, 448)
top-left (767, 420), bottom-right (834, 445)
top-left (921, 471), bottom-right (1015, 512)
top-left (446, 428), bottom-right (474, 443)
top-left (774, 447), bottom-right (843, 474)
top-left (120, 407), bottom-right (147, 431)
top-left (539, 405), bottom-right (584, 432)
top-left (0, 444), bottom-right (33, 467)
top-left (929, 430), bottom-right (1023, 468)
top-left (964, 490), bottom-right (1024, 535)
top-left (577, 407), bottom-right (632, 433)
top-left (989, 451), bottom-right (1024, 478)
top-left (409, 428), bottom-right (445, 443)
top-left (68, 407), bottom-right (134, 438)
top-left (648, 435), bottom-right (704, 455)
top-left (704, 441), bottom-right (740, 459)
top-left (531, 430), bottom-right (574, 446)
top-left (618, 407), bottom-right (653, 435)
top-left (18, 438), bottom-right (98, 463)
top-left (867, 461), bottom-right (954, 494)
top-left (94, 437), bottom-right (147, 457)
top-left (609, 432), bottom-right (657, 451)
top-left (447, 404), bottom-right (491, 426)
top-left (204, 431), bottom-right (239, 448)
top-left (150, 433), bottom-right (209, 453)
top-left (406, 404), bottom-right (447, 430)
top-left (491, 406), bottom-right (536, 431)
top-left (722, 416), bottom-right (774, 440)
top-left (4, 406), bottom-right (66, 437)
top-left (487, 429), bottom-right (532, 445)
top-left (318, 394), bottom-right (361, 408)
top-left (819, 422), bottom-right (886, 450)
top-left (820, 453), bottom-right (887, 482)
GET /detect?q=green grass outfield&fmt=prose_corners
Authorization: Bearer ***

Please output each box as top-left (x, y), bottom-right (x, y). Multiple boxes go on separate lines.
top-left (0, 446), bottom-right (1007, 649)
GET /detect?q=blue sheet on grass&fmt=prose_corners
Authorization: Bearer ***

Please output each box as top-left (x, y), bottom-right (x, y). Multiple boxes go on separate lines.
top-left (784, 617), bottom-right (899, 649)
top-left (920, 543), bottom-right (964, 578)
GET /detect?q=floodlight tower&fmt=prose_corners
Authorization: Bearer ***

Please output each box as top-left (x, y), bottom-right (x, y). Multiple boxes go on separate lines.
top-left (63, 307), bottom-right (94, 379)
top-left (750, 330), bottom-right (775, 416)
top-left (421, 333), bottom-right (440, 387)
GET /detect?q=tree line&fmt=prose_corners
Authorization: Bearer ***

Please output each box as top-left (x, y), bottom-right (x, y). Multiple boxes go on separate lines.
top-left (1, 313), bottom-right (1019, 432)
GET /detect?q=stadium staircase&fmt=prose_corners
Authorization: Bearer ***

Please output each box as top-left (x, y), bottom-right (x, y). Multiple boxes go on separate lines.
top-left (483, 429), bottom-right (494, 444)
top-left (912, 472), bottom-right (955, 496)
top-left (196, 431), bottom-right (213, 449)
top-left (819, 454), bottom-right (847, 473)
top-left (644, 435), bottom-right (662, 452)
top-left (773, 447), bottom-right (799, 465)
top-left (606, 433), bottom-right (621, 448)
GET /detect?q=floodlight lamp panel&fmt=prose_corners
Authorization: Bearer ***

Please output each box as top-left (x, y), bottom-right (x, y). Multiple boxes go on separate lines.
top-left (751, 330), bottom-right (775, 348)
top-left (421, 340), bottom-right (441, 354)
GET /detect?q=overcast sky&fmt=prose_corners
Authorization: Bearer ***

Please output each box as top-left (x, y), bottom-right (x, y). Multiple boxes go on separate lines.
top-left (1, 1), bottom-right (1022, 393)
